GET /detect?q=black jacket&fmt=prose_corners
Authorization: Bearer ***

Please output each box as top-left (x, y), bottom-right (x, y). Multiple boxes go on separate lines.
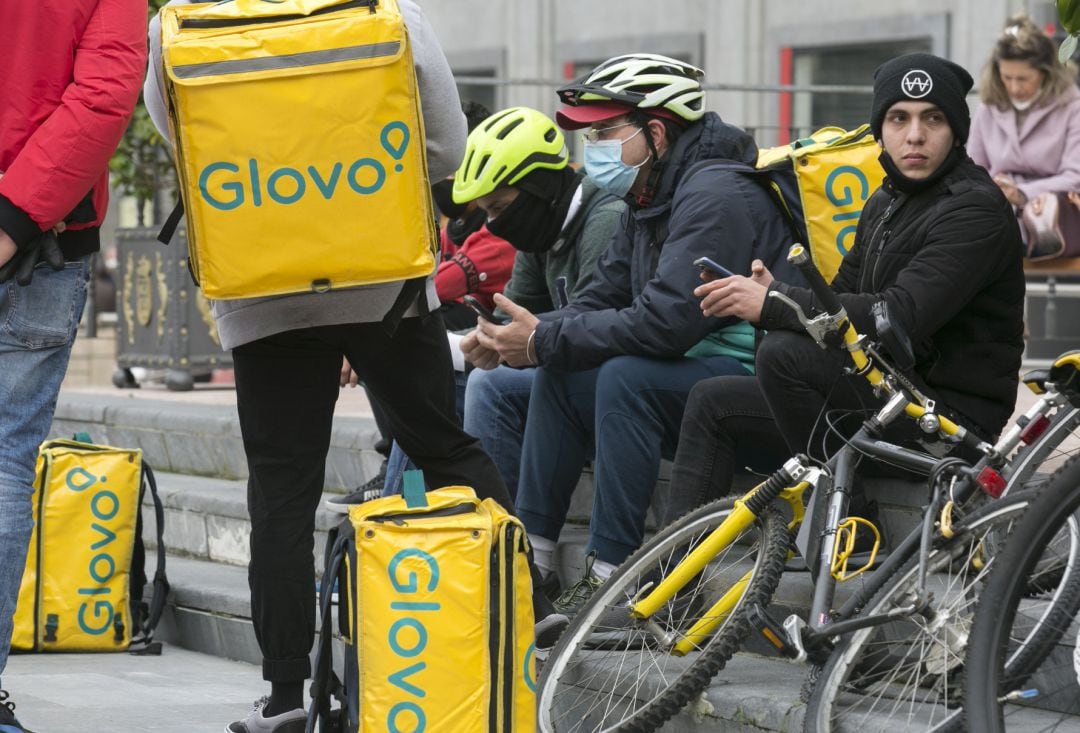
top-left (761, 155), bottom-right (1025, 437)
top-left (533, 112), bottom-right (802, 371)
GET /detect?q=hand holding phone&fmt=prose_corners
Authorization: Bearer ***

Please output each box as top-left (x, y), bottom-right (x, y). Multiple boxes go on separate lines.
top-left (463, 295), bottom-right (505, 325)
top-left (693, 256), bottom-right (736, 280)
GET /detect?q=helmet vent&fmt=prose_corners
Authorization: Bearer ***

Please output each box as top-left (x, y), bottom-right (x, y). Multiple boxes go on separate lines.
top-left (496, 117), bottom-right (524, 139)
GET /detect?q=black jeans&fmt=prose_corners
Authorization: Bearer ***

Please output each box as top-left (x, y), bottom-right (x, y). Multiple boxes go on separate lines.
top-left (232, 313), bottom-right (510, 683)
top-left (664, 375), bottom-right (790, 525)
top-left (756, 329), bottom-right (956, 472)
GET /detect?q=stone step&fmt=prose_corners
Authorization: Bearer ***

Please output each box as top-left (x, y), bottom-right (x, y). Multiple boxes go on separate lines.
top-left (140, 470), bottom-right (344, 568)
top-left (52, 391), bottom-right (383, 491)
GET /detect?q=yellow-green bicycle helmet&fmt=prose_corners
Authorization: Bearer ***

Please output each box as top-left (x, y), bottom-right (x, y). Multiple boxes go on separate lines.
top-left (452, 107), bottom-right (568, 204)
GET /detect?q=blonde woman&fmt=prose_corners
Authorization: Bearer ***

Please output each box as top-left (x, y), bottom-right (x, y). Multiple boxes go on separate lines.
top-left (968, 14), bottom-right (1080, 254)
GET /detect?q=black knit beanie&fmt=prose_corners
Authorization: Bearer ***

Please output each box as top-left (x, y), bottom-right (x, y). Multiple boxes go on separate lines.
top-left (869, 53), bottom-right (974, 144)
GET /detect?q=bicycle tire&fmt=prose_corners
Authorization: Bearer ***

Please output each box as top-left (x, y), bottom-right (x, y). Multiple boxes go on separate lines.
top-left (803, 491), bottom-right (1034, 733)
top-left (536, 497), bottom-right (788, 733)
top-left (964, 453), bottom-right (1080, 733)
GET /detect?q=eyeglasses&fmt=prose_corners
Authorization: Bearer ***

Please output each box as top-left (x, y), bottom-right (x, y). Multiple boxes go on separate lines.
top-left (582, 121), bottom-right (637, 144)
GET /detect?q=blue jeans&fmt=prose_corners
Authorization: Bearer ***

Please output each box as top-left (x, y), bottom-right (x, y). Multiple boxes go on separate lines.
top-left (460, 365), bottom-right (536, 502)
top-left (0, 258), bottom-right (90, 676)
top-left (515, 354), bottom-right (750, 566)
top-left (382, 370), bottom-right (468, 496)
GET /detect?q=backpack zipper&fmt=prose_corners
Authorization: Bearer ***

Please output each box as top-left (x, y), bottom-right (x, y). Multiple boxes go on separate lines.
top-left (179, 0), bottom-right (376, 29)
top-left (370, 503), bottom-right (476, 525)
top-left (31, 453), bottom-right (51, 649)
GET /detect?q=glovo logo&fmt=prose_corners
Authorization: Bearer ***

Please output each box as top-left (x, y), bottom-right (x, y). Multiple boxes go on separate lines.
top-left (824, 165), bottom-right (873, 257)
top-left (197, 121), bottom-right (412, 211)
top-left (385, 548), bottom-right (440, 733)
top-left (66, 467), bottom-right (122, 636)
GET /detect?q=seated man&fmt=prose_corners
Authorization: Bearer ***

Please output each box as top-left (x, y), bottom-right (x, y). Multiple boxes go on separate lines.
top-left (468, 53), bottom-right (804, 609)
top-left (690, 53), bottom-right (1024, 513)
top-left (456, 107), bottom-right (626, 501)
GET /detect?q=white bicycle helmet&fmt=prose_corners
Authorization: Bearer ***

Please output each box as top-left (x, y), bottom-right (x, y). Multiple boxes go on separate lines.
top-left (557, 53), bottom-right (706, 122)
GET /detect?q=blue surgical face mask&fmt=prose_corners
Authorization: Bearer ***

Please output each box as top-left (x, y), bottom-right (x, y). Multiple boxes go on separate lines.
top-left (583, 127), bottom-right (649, 198)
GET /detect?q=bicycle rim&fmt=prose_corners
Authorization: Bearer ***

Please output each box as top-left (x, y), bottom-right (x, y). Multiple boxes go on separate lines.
top-left (804, 492), bottom-right (1032, 733)
top-left (537, 498), bottom-right (788, 733)
top-left (965, 454), bottom-right (1080, 732)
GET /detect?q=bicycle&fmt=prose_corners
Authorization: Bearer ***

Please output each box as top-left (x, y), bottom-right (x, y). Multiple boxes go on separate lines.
top-left (964, 365), bottom-right (1080, 733)
top-left (536, 245), bottom-right (1080, 733)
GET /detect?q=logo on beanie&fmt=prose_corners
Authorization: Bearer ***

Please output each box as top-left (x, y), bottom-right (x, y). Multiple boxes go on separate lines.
top-left (901, 70), bottom-right (933, 99)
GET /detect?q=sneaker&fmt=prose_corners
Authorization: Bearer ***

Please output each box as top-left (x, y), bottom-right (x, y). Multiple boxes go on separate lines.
top-left (534, 611), bottom-right (570, 651)
top-left (538, 570), bottom-right (562, 602)
top-left (326, 460), bottom-right (387, 514)
top-left (225, 697), bottom-right (305, 733)
top-left (554, 572), bottom-right (604, 615)
top-left (0, 690), bottom-right (33, 733)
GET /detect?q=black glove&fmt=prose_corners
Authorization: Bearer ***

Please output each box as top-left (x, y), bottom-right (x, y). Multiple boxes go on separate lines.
top-left (0, 230), bottom-right (65, 286)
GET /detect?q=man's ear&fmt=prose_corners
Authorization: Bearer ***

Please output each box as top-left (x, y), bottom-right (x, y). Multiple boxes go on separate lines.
top-left (647, 118), bottom-right (668, 155)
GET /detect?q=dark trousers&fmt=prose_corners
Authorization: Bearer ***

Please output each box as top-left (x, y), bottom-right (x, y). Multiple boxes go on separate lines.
top-left (232, 313), bottom-right (510, 683)
top-left (664, 375), bottom-right (790, 524)
top-left (755, 329), bottom-right (960, 475)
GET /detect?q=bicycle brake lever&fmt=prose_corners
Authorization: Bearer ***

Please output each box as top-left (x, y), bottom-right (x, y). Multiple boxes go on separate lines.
top-left (767, 291), bottom-right (839, 349)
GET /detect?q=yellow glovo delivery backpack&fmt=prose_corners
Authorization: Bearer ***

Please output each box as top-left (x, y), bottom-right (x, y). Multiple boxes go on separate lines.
top-left (687, 125), bottom-right (886, 283)
top-left (159, 0), bottom-right (438, 299)
top-left (307, 473), bottom-right (536, 733)
top-left (12, 436), bottom-right (169, 654)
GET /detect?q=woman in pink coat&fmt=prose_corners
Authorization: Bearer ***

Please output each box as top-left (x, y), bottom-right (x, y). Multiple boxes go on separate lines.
top-left (968, 13), bottom-right (1080, 254)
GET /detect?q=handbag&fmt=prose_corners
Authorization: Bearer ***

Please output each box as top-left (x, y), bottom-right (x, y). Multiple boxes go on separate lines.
top-left (1022, 191), bottom-right (1080, 261)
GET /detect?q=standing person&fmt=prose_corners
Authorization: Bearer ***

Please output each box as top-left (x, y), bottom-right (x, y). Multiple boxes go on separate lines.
top-left (696, 53), bottom-right (1024, 476)
top-left (967, 14), bottom-right (1080, 256)
top-left (467, 54), bottom-right (803, 611)
top-left (145, 4), bottom-right (565, 732)
top-left (0, 2), bottom-right (146, 731)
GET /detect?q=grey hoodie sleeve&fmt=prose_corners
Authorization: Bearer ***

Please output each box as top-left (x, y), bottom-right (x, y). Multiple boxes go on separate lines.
top-left (144, 7), bottom-right (171, 142)
top-left (399, 0), bottom-right (467, 179)
top-left (143, 0), bottom-right (466, 178)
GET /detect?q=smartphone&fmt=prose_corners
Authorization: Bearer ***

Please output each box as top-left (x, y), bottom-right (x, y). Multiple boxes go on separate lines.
top-left (463, 295), bottom-right (504, 325)
top-left (693, 256), bottom-right (736, 280)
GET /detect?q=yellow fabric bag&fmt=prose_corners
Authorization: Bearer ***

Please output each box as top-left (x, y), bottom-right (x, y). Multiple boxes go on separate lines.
top-left (160, 0), bottom-right (438, 299)
top-left (755, 125), bottom-right (886, 282)
top-left (12, 438), bottom-right (168, 653)
top-left (309, 478), bottom-right (536, 732)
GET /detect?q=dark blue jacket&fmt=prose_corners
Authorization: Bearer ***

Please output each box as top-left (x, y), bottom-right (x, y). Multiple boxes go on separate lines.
top-left (533, 112), bottom-right (803, 371)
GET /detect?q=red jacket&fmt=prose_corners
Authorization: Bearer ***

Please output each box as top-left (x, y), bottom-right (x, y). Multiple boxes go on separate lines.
top-left (435, 223), bottom-right (517, 311)
top-left (0, 0), bottom-right (146, 253)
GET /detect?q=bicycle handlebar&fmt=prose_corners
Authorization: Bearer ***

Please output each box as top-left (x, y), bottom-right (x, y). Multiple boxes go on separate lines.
top-left (788, 244), bottom-right (844, 320)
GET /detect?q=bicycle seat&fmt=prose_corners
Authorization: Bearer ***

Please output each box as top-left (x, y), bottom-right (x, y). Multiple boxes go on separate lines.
top-left (1022, 368), bottom-right (1051, 394)
top-left (1049, 351), bottom-right (1080, 406)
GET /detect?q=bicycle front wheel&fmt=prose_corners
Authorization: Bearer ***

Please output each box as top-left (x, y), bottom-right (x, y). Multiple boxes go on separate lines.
top-left (803, 491), bottom-right (1034, 733)
top-left (964, 454), bottom-right (1080, 733)
top-left (537, 497), bottom-right (789, 733)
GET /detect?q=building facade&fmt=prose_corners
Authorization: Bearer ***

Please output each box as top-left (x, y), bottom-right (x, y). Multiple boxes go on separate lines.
top-left (423, 0), bottom-right (1066, 146)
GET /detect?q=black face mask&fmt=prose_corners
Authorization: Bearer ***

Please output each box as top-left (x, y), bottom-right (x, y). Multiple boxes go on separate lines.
top-left (485, 190), bottom-right (566, 253)
top-left (431, 179), bottom-right (469, 220)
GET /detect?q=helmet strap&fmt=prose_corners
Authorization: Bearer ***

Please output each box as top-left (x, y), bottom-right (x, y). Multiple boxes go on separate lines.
top-left (634, 121), bottom-right (666, 208)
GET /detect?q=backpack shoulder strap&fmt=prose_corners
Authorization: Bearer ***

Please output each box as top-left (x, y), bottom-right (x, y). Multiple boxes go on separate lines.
top-left (130, 462), bottom-right (170, 655)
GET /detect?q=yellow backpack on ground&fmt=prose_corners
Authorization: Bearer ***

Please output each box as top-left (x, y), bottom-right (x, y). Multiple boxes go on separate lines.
top-left (308, 474), bottom-right (536, 732)
top-left (159, 0), bottom-right (438, 299)
top-left (12, 436), bottom-right (168, 653)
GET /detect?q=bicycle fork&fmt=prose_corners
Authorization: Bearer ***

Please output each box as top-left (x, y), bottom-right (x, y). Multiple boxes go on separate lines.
top-left (627, 457), bottom-right (812, 656)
